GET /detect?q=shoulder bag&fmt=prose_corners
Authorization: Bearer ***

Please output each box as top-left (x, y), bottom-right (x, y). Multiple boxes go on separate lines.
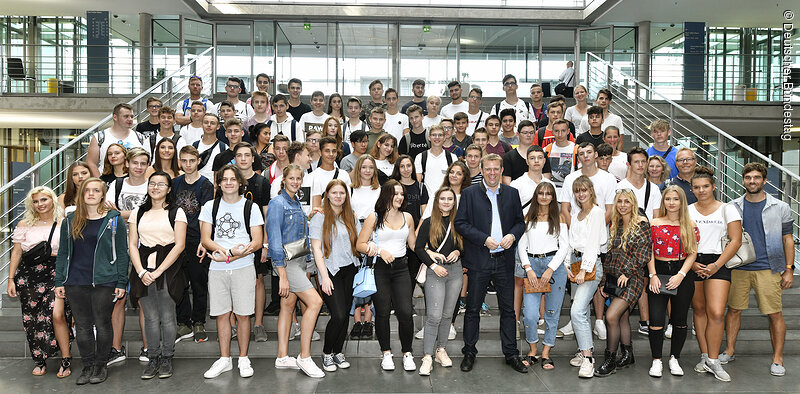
top-left (721, 203), bottom-right (756, 269)
top-left (282, 200), bottom-right (311, 261)
top-left (21, 223), bottom-right (57, 265)
top-left (353, 230), bottom-right (378, 298)
top-left (416, 222), bottom-right (451, 285)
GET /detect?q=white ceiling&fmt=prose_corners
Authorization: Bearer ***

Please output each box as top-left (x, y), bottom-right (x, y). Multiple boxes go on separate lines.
top-left (594, 0), bottom-right (797, 28)
top-left (2, 0), bottom-right (197, 17)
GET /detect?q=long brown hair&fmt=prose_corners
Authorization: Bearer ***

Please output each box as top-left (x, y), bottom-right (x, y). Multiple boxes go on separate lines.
top-left (102, 143), bottom-right (128, 176)
top-left (321, 179), bottom-right (359, 258)
top-left (322, 116), bottom-right (344, 161)
top-left (71, 178), bottom-right (110, 240)
top-left (441, 161), bottom-right (471, 192)
top-left (153, 138), bottom-right (181, 176)
top-left (429, 187), bottom-right (463, 250)
top-left (351, 154), bottom-right (380, 189)
top-left (369, 133), bottom-right (398, 164)
top-left (64, 161), bottom-right (91, 207)
top-left (524, 181), bottom-right (561, 236)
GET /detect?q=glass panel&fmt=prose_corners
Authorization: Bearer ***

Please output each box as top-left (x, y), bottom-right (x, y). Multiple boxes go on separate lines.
top-left (399, 24), bottom-right (456, 96)
top-left (216, 23), bottom-right (252, 92)
top-left (254, 21), bottom-right (275, 94)
top-left (459, 25), bottom-right (537, 98)
top-left (152, 19), bottom-right (182, 85)
top-left (579, 27), bottom-right (610, 89)
top-left (338, 23), bottom-right (394, 96)
top-left (613, 27), bottom-right (636, 75)
top-left (275, 22), bottom-right (335, 94)
top-left (542, 28), bottom-right (576, 96)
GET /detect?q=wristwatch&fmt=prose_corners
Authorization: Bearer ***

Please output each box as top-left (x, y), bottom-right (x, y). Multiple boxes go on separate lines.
top-left (648, 273), bottom-right (655, 278)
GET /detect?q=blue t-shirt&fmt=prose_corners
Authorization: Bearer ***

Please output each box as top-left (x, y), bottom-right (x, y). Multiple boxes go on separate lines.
top-left (647, 146), bottom-right (679, 180)
top-left (739, 199), bottom-right (769, 271)
top-left (65, 218), bottom-right (113, 287)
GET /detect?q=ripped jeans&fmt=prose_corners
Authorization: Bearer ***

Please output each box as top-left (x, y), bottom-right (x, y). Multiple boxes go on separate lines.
top-left (521, 255), bottom-right (568, 348)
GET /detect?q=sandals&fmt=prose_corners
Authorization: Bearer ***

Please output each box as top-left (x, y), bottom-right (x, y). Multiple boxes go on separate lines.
top-left (522, 355), bottom-right (540, 367)
top-left (57, 357), bottom-right (72, 378)
top-left (32, 362), bottom-right (46, 376)
top-left (541, 357), bottom-right (555, 370)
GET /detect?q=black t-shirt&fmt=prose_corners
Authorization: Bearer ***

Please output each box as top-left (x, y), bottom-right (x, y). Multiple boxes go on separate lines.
top-left (171, 174), bottom-right (214, 240)
top-left (288, 102), bottom-right (312, 122)
top-left (402, 181), bottom-right (429, 228)
top-left (398, 130), bottom-right (429, 160)
top-left (212, 149), bottom-right (265, 173)
top-left (100, 173), bottom-right (125, 186)
top-left (244, 173), bottom-right (271, 209)
top-left (401, 100), bottom-right (428, 115)
top-left (502, 148), bottom-right (551, 180)
top-left (135, 121), bottom-right (160, 140)
top-left (65, 218), bottom-right (110, 286)
top-left (216, 125), bottom-right (252, 146)
top-left (575, 130), bottom-right (604, 149)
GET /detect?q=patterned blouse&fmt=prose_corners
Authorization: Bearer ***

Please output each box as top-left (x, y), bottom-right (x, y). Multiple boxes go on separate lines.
top-left (651, 224), bottom-right (700, 259)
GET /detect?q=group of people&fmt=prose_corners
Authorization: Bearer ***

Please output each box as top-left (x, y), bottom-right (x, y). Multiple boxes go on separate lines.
top-left (7, 73), bottom-right (794, 386)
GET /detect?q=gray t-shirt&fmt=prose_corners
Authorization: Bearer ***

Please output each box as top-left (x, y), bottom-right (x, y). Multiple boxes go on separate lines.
top-left (309, 213), bottom-right (359, 276)
top-left (499, 133), bottom-right (519, 146)
top-left (339, 153), bottom-right (359, 173)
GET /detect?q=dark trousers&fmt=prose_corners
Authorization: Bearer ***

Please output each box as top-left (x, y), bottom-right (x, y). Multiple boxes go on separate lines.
top-left (176, 238), bottom-right (209, 326)
top-left (648, 259), bottom-right (695, 359)
top-left (462, 254), bottom-right (518, 359)
top-left (65, 285), bottom-right (115, 367)
top-left (372, 257), bottom-right (414, 354)
top-left (322, 264), bottom-right (357, 354)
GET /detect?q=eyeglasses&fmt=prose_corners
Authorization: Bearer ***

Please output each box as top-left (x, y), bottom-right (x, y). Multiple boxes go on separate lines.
top-left (226, 85), bottom-right (241, 90)
top-left (148, 104), bottom-right (162, 109)
top-left (468, 95), bottom-right (481, 100)
top-left (503, 82), bottom-right (517, 87)
top-left (442, 126), bottom-right (454, 131)
top-left (676, 158), bottom-right (696, 163)
top-left (519, 131), bottom-right (535, 135)
top-left (148, 182), bottom-right (169, 189)
top-left (307, 138), bottom-right (319, 144)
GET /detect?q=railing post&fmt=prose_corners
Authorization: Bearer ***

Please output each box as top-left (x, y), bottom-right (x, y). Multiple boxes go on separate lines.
top-left (634, 84), bottom-right (640, 145)
top-left (717, 132), bottom-right (726, 200)
top-left (168, 77), bottom-right (174, 108)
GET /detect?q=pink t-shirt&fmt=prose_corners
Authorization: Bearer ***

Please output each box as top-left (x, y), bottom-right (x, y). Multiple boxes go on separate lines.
top-left (12, 223), bottom-right (61, 254)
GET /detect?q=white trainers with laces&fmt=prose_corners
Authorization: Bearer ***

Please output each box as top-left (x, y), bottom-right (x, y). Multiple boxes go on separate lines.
top-left (593, 319), bottom-right (607, 340)
top-left (668, 355), bottom-right (684, 376)
top-left (415, 328), bottom-right (425, 339)
top-left (649, 359), bottom-right (663, 377)
top-left (204, 357), bottom-right (233, 379)
top-left (558, 321), bottom-right (574, 337)
top-left (664, 324), bottom-right (673, 339)
top-left (297, 355), bottom-right (325, 378)
top-left (275, 356), bottom-right (300, 369)
top-left (578, 356), bottom-right (594, 378)
top-left (448, 325), bottom-right (457, 340)
top-left (703, 358), bottom-right (731, 382)
top-left (381, 352), bottom-right (395, 371)
top-left (238, 356), bottom-right (254, 378)
top-left (569, 352), bottom-right (585, 367)
top-left (403, 352), bottom-right (416, 371)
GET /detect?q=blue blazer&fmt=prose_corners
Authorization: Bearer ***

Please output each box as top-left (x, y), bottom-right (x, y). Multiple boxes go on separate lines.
top-left (454, 182), bottom-right (525, 271)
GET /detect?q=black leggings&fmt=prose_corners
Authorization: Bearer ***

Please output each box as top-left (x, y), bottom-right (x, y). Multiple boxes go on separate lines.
top-left (372, 256), bottom-right (414, 354)
top-left (322, 264), bottom-right (357, 354)
top-left (648, 259), bottom-right (695, 359)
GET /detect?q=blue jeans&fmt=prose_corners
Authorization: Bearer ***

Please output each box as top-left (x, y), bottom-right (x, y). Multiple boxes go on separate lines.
top-left (522, 256), bottom-right (568, 347)
top-left (569, 255), bottom-right (602, 352)
top-left (462, 254), bottom-right (518, 359)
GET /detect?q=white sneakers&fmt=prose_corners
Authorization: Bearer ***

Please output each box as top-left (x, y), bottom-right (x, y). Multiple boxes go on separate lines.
top-left (275, 356), bottom-right (300, 369)
top-left (649, 359), bottom-right (663, 377)
top-left (569, 352), bottom-right (585, 367)
top-left (381, 352), bottom-right (395, 371)
top-left (703, 358), bottom-right (731, 382)
top-left (403, 352), bottom-right (417, 371)
top-left (415, 328), bottom-right (425, 340)
top-left (558, 320), bottom-right (574, 337)
top-left (668, 355), bottom-right (684, 376)
top-left (593, 319), bottom-right (607, 340)
top-left (435, 348), bottom-right (452, 367)
top-left (204, 357), bottom-right (233, 379)
top-left (297, 356), bottom-right (325, 378)
top-left (665, 324), bottom-right (673, 339)
top-left (537, 319), bottom-right (545, 335)
top-left (238, 356), bottom-right (254, 378)
top-left (695, 353), bottom-right (709, 373)
top-left (449, 325), bottom-right (457, 340)
top-left (578, 356), bottom-right (594, 378)
top-left (419, 355), bottom-right (433, 376)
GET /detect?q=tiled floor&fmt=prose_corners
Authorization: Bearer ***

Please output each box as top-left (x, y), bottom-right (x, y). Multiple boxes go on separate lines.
top-left (1, 354), bottom-right (798, 393)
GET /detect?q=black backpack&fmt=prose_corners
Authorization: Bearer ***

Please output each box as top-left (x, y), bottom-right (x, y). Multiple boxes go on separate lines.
top-left (419, 150), bottom-right (454, 185)
top-left (210, 196), bottom-right (255, 241)
top-left (149, 130), bottom-right (182, 160)
top-left (136, 206), bottom-right (180, 234)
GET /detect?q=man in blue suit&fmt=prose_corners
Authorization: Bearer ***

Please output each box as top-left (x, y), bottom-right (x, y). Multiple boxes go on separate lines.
top-left (454, 153), bottom-right (527, 373)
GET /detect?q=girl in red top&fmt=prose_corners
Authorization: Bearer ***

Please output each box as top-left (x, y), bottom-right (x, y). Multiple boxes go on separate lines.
top-left (647, 185), bottom-right (699, 378)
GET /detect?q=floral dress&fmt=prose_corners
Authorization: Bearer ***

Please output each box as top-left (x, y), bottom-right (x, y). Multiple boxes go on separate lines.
top-left (602, 220), bottom-right (652, 304)
top-left (12, 223), bottom-right (73, 364)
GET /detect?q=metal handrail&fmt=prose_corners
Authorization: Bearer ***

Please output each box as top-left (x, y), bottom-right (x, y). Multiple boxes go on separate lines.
top-left (586, 51), bottom-right (800, 183)
top-left (0, 47), bottom-right (214, 197)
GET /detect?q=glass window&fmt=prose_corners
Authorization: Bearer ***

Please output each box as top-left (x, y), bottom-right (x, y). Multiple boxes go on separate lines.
top-left (459, 25), bottom-right (537, 98)
top-left (253, 21), bottom-right (274, 94)
top-left (216, 23), bottom-right (253, 92)
top-left (399, 24), bottom-right (456, 97)
top-left (541, 28), bottom-right (575, 96)
top-left (337, 23), bottom-right (394, 96)
top-left (275, 22), bottom-right (336, 94)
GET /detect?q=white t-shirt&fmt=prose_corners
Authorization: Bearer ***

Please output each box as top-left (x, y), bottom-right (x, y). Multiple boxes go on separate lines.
top-left (151, 133), bottom-right (188, 164)
top-left (510, 174), bottom-right (555, 217)
top-left (375, 159), bottom-right (395, 177)
top-left (564, 106), bottom-right (586, 134)
top-left (95, 128), bottom-right (148, 173)
top-left (414, 149), bottom-right (458, 198)
top-left (617, 178), bottom-right (662, 220)
top-left (343, 119), bottom-right (367, 143)
top-left (467, 110), bottom-right (489, 135)
top-left (298, 112), bottom-right (329, 135)
top-left (351, 185), bottom-right (381, 221)
top-left (547, 142), bottom-right (578, 190)
top-left (559, 169), bottom-right (617, 217)
top-left (490, 99), bottom-right (532, 127)
top-left (580, 112), bottom-right (624, 135)
top-left (270, 172), bottom-right (314, 215)
top-left (269, 114), bottom-right (302, 142)
top-left (689, 203), bottom-right (742, 254)
top-left (179, 124), bottom-right (204, 146)
top-left (422, 115), bottom-right (443, 130)
top-left (310, 166), bottom-right (352, 198)
top-left (198, 197), bottom-right (265, 271)
top-left (441, 101), bottom-right (469, 119)
top-left (196, 139), bottom-right (226, 181)
top-left (383, 111), bottom-right (409, 141)
top-left (215, 100), bottom-right (254, 121)
top-left (608, 153), bottom-right (628, 181)
top-left (106, 178), bottom-right (148, 211)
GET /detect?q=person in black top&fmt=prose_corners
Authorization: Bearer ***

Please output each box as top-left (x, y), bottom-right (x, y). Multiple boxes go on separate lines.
top-left (502, 120), bottom-right (552, 185)
top-left (415, 187), bottom-right (464, 376)
top-left (100, 143), bottom-right (129, 185)
top-left (213, 119), bottom-right (265, 173)
top-left (398, 104), bottom-right (429, 160)
top-left (135, 97), bottom-right (162, 140)
top-left (233, 142), bottom-right (271, 342)
top-left (575, 106), bottom-right (605, 148)
top-left (391, 155), bottom-right (429, 289)
top-left (287, 78), bottom-right (312, 121)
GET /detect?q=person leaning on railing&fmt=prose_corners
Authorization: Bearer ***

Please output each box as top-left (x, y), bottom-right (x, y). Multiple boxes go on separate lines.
top-left (7, 186), bottom-right (72, 378)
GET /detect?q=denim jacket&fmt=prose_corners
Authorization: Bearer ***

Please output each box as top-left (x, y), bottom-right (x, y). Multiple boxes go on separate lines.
top-left (266, 190), bottom-right (310, 267)
top-left (731, 193), bottom-right (794, 273)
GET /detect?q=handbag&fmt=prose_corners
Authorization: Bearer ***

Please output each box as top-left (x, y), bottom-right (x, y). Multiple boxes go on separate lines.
top-left (569, 258), bottom-right (596, 283)
top-left (20, 223), bottom-right (57, 266)
top-left (655, 274), bottom-right (678, 296)
top-left (282, 211), bottom-right (311, 261)
top-left (603, 274), bottom-right (626, 297)
top-left (524, 276), bottom-right (554, 294)
top-left (353, 231), bottom-right (379, 297)
top-left (721, 203), bottom-right (757, 269)
top-left (416, 222), bottom-right (451, 285)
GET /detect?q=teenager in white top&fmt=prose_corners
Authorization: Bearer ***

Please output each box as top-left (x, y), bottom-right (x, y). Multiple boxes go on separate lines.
top-left (179, 101), bottom-right (205, 145)
top-left (349, 155), bottom-right (382, 223)
top-left (270, 141), bottom-right (314, 215)
top-left (465, 88), bottom-right (488, 135)
top-left (242, 91), bottom-right (271, 131)
top-left (214, 78), bottom-right (254, 121)
top-left (88, 103), bottom-right (148, 177)
top-left (311, 136), bottom-right (352, 210)
top-left (343, 97), bottom-right (367, 143)
top-left (245, 73), bottom-right (272, 118)
top-left (440, 81), bottom-right (469, 119)
top-left (565, 85), bottom-right (589, 134)
top-left (106, 148), bottom-right (150, 220)
top-left (414, 124), bottom-right (458, 199)
top-left (617, 147), bottom-right (661, 220)
top-left (298, 91), bottom-right (329, 136)
top-left (150, 106), bottom-right (187, 164)
top-left (603, 126), bottom-right (628, 181)
top-left (194, 114), bottom-right (227, 181)
top-left (543, 120), bottom-right (578, 190)
top-left (269, 95), bottom-right (301, 142)
top-left (490, 74), bottom-right (532, 125)
top-left (567, 175), bottom-right (608, 378)
top-left (579, 88), bottom-right (624, 144)
top-left (687, 167), bottom-right (741, 382)
top-left (370, 134), bottom-right (399, 178)
top-left (422, 96), bottom-right (443, 130)
top-left (383, 89), bottom-right (409, 141)
top-left (560, 142), bottom-right (616, 223)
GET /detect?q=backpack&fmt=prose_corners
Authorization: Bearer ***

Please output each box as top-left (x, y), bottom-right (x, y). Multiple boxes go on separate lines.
top-left (193, 140), bottom-right (226, 169)
top-left (136, 206), bottom-right (179, 235)
top-left (494, 101), bottom-right (532, 119)
top-left (210, 196), bottom-right (255, 240)
top-left (402, 130), bottom-right (429, 156)
top-left (149, 129), bottom-right (182, 160)
top-left (244, 175), bottom-right (268, 205)
top-left (420, 150), bottom-right (454, 184)
top-left (113, 176), bottom-right (129, 208)
top-left (544, 142), bottom-right (579, 171)
top-left (97, 128), bottom-right (145, 147)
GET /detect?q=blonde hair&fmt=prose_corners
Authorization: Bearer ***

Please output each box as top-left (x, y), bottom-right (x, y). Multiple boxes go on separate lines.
top-left (657, 185), bottom-right (697, 255)
top-left (609, 189), bottom-right (640, 251)
top-left (21, 186), bottom-right (64, 227)
top-left (572, 175), bottom-right (597, 212)
top-left (648, 156), bottom-right (671, 183)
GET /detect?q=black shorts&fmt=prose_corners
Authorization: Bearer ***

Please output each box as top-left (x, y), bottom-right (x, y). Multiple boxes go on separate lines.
top-left (254, 252), bottom-right (270, 276)
top-left (693, 253), bottom-right (732, 282)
